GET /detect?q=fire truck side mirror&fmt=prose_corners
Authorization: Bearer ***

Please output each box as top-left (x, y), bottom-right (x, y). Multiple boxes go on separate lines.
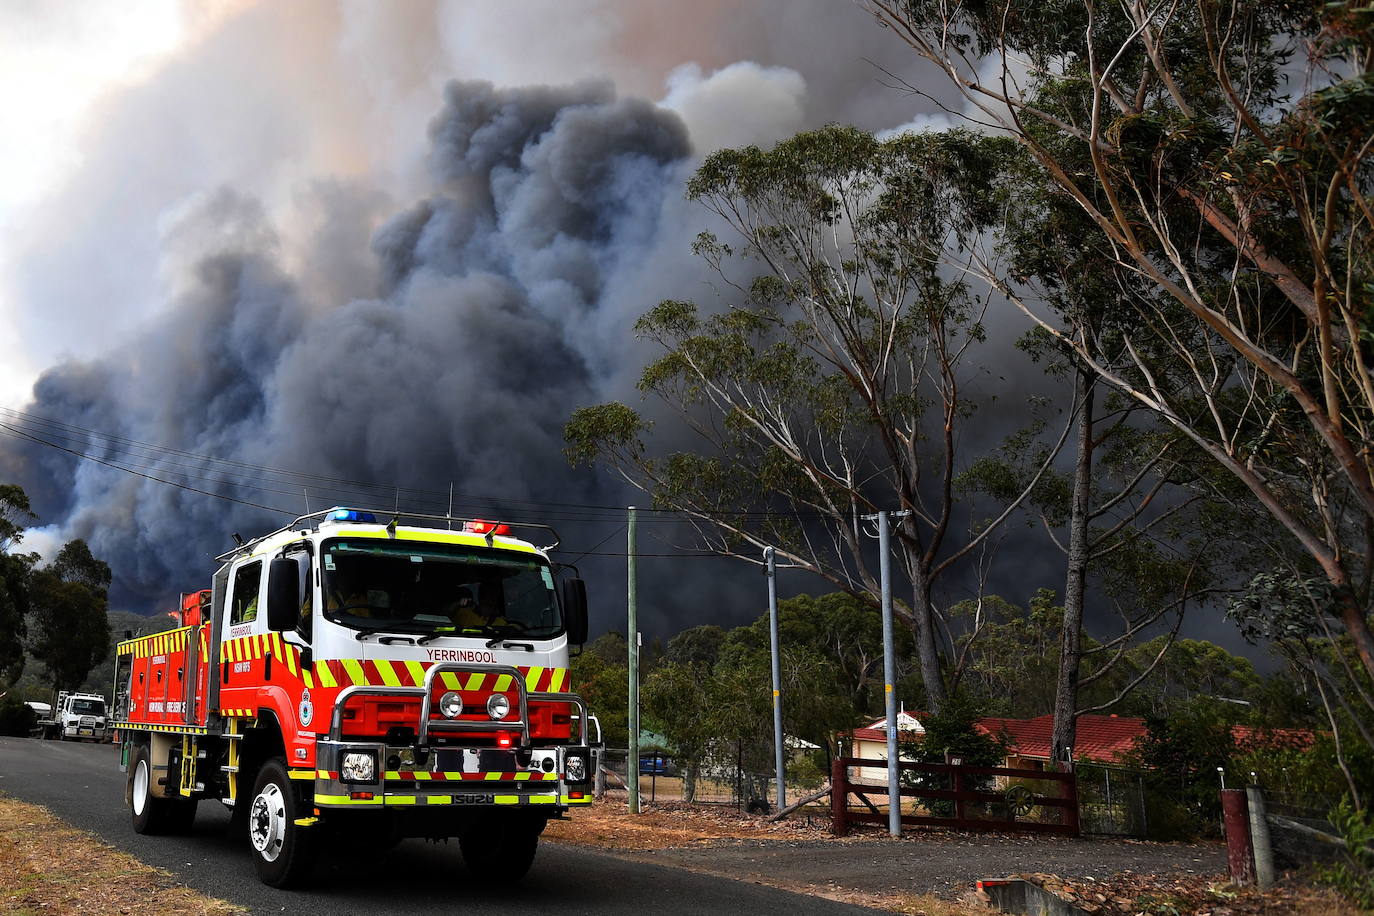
top-left (561, 577), bottom-right (588, 645)
top-left (266, 558), bottom-right (300, 632)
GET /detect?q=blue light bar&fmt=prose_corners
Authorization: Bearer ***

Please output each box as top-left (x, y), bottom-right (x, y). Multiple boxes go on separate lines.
top-left (331, 509), bottom-right (378, 523)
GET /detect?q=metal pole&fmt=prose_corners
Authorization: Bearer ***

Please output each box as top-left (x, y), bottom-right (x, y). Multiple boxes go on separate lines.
top-left (1247, 781), bottom-right (1275, 890)
top-left (765, 546), bottom-right (786, 811)
top-left (879, 510), bottom-right (900, 837)
top-left (627, 506), bottom-right (640, 814)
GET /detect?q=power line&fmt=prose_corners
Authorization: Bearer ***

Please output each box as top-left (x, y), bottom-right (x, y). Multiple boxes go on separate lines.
top-left (0, 420), bottom-right (290, 515)
top-left (0, 405), bottom-right (835, 522)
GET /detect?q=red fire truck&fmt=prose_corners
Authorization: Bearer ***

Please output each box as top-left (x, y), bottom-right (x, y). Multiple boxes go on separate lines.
top-left (112, 508), bottom-right (591, 887)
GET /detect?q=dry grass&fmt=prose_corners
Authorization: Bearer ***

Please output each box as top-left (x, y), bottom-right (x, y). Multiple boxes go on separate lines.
top-left (0, 793), bottom-right (242, 916)
top-left (542, 797), bottom-right (832, 850)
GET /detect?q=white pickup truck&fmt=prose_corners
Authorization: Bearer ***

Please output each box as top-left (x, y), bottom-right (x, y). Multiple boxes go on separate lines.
top-left (34, 692), bottom-right (109, 741)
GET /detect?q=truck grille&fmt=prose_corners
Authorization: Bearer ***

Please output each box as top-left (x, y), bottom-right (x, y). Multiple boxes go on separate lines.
top-left (80, 716), bottom-right (97, 727)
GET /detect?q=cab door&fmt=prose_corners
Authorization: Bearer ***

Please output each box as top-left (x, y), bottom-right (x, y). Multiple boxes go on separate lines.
top-left (219, 558), bottom-right (266, 711)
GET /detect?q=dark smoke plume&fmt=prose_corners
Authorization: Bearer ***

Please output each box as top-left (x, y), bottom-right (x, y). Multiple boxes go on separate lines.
top-left (5, 80), bottom-right (691, 622)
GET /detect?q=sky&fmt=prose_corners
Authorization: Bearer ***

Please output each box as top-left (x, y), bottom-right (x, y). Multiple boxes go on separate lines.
top-left (0, 1), bottom-right (1261, 663)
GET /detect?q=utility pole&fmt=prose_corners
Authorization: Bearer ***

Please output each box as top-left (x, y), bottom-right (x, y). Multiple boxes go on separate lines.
top-left (862, 508), bottom-right (910, 838)
top-left (765, 546), bottom-right (785, 811)
top-left (627, 506), bottom-right (640, 814)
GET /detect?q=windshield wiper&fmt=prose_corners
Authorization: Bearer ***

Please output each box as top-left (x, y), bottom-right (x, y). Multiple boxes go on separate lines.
top-left (353, 627), bottom-right (416, 644)
top-left (485, 634), bottom-right (535, 652)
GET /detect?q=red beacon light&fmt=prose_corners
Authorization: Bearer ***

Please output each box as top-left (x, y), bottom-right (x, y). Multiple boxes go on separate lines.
top-left (464, 519), bottom-right (511, 536)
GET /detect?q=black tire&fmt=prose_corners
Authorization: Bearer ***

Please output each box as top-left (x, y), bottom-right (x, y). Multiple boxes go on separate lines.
top-left (459, 814), bottom-right (541, 882)
top-left (129, 743), bottom-right (196, 834)
top-left (246, 757), bottom-right (315, 887)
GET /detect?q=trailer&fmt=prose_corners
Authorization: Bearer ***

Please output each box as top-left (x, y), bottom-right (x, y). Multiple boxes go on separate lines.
top-left (113, 507), bottom-right (592, 887)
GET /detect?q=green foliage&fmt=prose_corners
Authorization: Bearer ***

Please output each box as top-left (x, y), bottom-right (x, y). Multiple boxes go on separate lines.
top-left (949, 590), bottom-right (1061, 715)
top-left (1322, 797), bottom-right (1374, 910)
top-left (0, 483), bottom-right (35, 551)
top-left (0, 483), bottom-right (36, 689)
top-left (0, 693), bottom-right (36, 738)
top-left (1131, 698), bottom-right (1239, 838)
top-left (28, 559), bottom-right (111, 691)
top-left (0, 552), bottom-right (33, 687)
top-left (571, 632), bottom-right (629, 747)
top-left (902, 693), bottom-right (1009, 767)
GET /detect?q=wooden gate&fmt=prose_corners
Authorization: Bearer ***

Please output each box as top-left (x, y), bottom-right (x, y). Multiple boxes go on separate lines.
top-left (830, 756), bottom-right (1079, 836)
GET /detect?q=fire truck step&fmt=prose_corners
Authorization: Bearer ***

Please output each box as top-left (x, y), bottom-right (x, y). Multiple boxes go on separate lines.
top-left (220, 765), bottom-right (238, 773)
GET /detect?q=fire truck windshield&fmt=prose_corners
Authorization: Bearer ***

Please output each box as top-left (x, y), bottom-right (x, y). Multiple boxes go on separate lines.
top-left (321, 539), bottom-right (563, 639)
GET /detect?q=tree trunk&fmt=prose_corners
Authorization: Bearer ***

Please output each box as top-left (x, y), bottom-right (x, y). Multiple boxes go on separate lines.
top-left (911, 573), bottom-right (947, 714)
top-left (1052, 366), bottom-right (1094, 764)
top-left (684, 763), bottom-right (698, 803)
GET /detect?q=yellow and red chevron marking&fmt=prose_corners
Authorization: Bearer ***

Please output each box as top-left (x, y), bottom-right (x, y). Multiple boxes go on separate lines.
top-left (219, 708), bottom-right (256, 718)
top-left (222, 633), bottom-right (320, 689)
top-left (314, 659), bottom-right (568, 693)
top-left (214, 638), bottom-right (569, 695)
top-left (315, 770), bottom-right (558, 782)
top-left (117, 626), bottom-right (192, 658)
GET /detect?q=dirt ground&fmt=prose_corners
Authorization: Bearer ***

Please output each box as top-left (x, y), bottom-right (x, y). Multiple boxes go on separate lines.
top-left (0, 793), bottom-right (242, 916)
top-left (544, 799), bottom-right (1361, 915)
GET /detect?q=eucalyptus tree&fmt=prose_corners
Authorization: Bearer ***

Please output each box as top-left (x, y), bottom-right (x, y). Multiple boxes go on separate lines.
top-left (566, 126), bottom-right (1066, 711)
top-left (0, 484), bottom-right (35, 688)
top-left (865, 1), bottom-right (1374, 686)
top-left (28, 539), bottom-right (112, 693)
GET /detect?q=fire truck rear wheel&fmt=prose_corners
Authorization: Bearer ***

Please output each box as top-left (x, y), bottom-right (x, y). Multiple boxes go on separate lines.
top-left (247, 758), bottom-right (316, 887)
top-left (129, 744), bottom-right (195, 834)
top-left (458, 814), bottom-right (541, 882)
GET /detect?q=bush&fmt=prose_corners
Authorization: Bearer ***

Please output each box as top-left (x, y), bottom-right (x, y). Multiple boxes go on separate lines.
top-left (0, 694), bottom-right (36, 737)
top-left (898, 695), bottom-right (1008, 818)
top-left (1322, 797), bottom-right (1374, 909)
top-left (1132, 698), bottom-right (1237, 838)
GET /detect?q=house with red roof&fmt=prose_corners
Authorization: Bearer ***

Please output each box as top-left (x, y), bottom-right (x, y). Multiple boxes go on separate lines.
top-left (976, 714), bottom-right (1147, 768)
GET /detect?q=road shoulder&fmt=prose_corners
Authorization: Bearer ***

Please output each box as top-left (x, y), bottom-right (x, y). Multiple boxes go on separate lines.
top-left (0, 792), bottom-right (243, 915)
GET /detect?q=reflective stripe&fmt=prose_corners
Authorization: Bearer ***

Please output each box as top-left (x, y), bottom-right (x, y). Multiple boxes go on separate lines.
top-left (329, 528), bottom-right (537, 554)
top-left (404, 661), bottom-right (427, 686)
top-left (341, 658), bottom-right (365, 685)
top-left (315, 793), bottom-right (383, 806)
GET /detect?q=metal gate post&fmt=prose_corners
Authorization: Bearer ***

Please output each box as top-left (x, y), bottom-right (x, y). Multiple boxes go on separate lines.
top-left (1220, 788), bottom-right (1254, 885)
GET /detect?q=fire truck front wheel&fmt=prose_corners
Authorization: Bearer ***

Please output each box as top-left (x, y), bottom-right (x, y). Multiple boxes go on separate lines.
top-left (458, 813), bottom-right (543, 882)
top-left (247, 758), bottom-right (316, 888)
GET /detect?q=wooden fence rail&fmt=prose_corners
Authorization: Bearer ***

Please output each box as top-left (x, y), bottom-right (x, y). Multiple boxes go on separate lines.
top-left (831, 757), bottom-right (1079, 837)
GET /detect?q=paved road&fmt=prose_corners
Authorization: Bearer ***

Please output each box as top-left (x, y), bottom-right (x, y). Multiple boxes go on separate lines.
top-left (631, 833), bottom-right (1226, 900)
top-left (0, 737), bottom-right (878, 915)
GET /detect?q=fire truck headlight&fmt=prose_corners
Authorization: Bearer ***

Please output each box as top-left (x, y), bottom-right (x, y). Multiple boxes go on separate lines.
top-left (341, 751), bottom-right (377, 783)
top-left (564, 752), bottom-right (588, 784)
top-left (439, 692), bottom-right (464, 719)
top-left (486, 694), bottom-right (510, 720)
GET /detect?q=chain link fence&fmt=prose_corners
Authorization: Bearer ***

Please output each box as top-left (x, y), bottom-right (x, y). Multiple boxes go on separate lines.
top-left (595, 748), bottom-right (784, 810)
